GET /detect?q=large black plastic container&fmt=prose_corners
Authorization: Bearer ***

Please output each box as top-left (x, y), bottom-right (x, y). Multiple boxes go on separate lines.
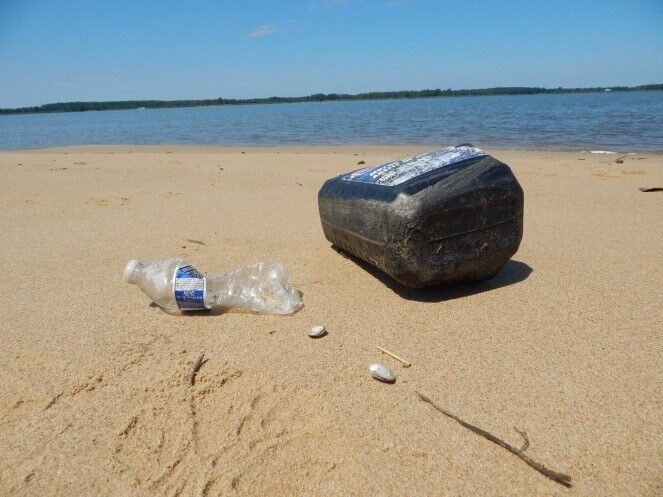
top-left (318, 145), bottom-right (524, 287)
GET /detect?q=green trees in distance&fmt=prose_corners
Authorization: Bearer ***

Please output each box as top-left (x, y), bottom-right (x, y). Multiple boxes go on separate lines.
top-left (1, 84), bottom-right (661, 115)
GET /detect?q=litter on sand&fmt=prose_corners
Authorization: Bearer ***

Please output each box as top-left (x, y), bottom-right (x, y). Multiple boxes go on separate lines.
top-left (318, 145), bottom-right (523, 287)
top-left (375, 346), bottom-right (411, 367)
top-left (124, 258), bottom-right (302, 314)
top-left (185, 238), bottom-right (206, 245)
top-left (116, 145), bottom-right (583, 490)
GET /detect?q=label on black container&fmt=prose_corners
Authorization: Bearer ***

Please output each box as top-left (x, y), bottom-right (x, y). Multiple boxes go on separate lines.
top-left (342, 145), bottom-right (485, 186)
top-left (174, 265), bottom-right (207, 310)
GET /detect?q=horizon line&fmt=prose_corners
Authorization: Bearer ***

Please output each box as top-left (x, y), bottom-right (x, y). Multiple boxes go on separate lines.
top-left (2, 83), bottom-right (661, 115)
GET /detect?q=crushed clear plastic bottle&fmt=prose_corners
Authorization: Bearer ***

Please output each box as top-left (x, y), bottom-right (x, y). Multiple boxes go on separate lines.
top-left (123, 258), bottom-right (302, 315)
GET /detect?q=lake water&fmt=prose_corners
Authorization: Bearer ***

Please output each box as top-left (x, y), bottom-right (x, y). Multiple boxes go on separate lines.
top-left (1, 91), bottom-right (661, 151)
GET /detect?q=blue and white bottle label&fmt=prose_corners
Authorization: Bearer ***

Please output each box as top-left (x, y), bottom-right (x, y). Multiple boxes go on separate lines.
top-left (342, 145), bottom-right (485, 186)
top-left (174, 265), bottom-right (208, 310)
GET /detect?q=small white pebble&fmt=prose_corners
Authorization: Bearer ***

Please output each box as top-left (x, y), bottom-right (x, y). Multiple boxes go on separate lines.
top-left (369, 363), bottom-right (395, 383)
top-left (308, 325), bottom-right (327, 338)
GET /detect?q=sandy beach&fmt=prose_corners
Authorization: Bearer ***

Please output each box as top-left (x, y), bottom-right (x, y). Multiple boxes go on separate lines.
top-left (0, 146), bottom-right (661, 496)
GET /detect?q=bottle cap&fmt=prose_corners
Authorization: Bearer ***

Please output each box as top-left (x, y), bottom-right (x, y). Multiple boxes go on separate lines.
top-left (123, 260), bottom-right (140, 283)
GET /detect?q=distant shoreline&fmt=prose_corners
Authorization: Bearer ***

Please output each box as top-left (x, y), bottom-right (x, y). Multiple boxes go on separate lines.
top-left (3, 144), bottom-right (662, 154)
top-left (2, 84), bottom-right (661, 115)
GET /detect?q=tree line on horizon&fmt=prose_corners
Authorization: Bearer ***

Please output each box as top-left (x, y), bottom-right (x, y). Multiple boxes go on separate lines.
top-left (1, 84), bottom-right (661, 115)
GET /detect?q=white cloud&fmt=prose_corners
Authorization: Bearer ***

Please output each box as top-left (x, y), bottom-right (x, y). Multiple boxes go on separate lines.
top-left (245, 25), bottom-right (280, 39)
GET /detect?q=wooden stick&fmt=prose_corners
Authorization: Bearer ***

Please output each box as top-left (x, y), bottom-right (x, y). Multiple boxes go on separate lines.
top-left (515, 427), bottom-right (530, 452)
top-left (375, 346), bottom-right (411, 368)
top-left (189, 353), bottom-right (208, 386)
top-left (416, 391), bottom-right (572, 488)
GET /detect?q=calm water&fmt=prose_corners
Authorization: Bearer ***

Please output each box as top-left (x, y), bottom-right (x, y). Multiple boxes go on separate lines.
top-left (1, 92), bottom-right (662, 151)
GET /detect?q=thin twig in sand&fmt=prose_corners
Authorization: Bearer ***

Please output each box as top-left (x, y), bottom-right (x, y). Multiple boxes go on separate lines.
top-left (514, 427), bottom-right (530, 452)
top-left (189, 353), bottom-right (208, 386)
top-left (375, 346), bottom-right (411, 367)
top-left (416, 391), bottom-right (572, 488)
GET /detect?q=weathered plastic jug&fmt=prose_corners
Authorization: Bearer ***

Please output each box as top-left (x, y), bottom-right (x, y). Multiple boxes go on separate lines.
top-left (318, 145), bottom-right (524, 287)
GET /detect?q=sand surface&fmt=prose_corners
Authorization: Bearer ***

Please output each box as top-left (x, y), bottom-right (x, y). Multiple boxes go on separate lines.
top-left (0, 146), bottom-right (661, 496)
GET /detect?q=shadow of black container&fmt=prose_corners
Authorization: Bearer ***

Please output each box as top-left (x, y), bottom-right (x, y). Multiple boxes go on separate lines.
top-left (318, 145), bottom-right (524, 288)
top-left (332, 246), bottom-right (532, 302)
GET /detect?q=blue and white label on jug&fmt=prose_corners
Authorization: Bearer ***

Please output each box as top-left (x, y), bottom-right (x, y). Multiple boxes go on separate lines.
top-left (342, 145), bottom-right (485, 186)
top-left (174, 265), bottom-right (208, 310)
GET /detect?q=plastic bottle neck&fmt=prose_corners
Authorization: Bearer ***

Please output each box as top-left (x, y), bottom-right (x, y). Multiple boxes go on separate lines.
top-left (123, 260), bottom-right (142, 284)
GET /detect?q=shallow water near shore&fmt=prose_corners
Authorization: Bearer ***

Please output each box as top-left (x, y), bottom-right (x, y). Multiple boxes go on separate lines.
top-left (1, 91), bottom-right (662, 151)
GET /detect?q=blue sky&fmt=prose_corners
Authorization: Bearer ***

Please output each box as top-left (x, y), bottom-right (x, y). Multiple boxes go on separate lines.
top-left (1, 0), bottom-right (662, 107)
